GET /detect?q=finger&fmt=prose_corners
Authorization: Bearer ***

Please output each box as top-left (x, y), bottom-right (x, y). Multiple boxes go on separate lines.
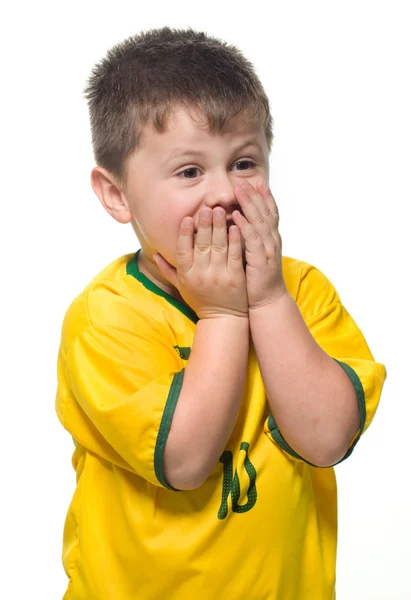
top-left (194, 207), bottom-right (212, 269)
top-left (236, 182), bottom-right (271, 228)
top-left (153, 253), bottom-right (179, 288)
top-left (256, 180), bottom-right (280, 221)
top-left (232, 210), bottom-right (267, 266)
top-left (175, 216), bottom-right (194, 275)
top-left (236, 183), bottom-right (278, 251)
top-left (227, 225), bottom-right (244, 271)
top-left (232, 211), bottom-right (265, 250)
top-left (210, 207), bottom-right (228, 266)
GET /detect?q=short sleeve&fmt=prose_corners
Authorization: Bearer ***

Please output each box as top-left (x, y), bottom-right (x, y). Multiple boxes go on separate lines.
top-left (61, 318), bottom-right (185, 491)
top-left (265, 263), bottom-right (387, 466)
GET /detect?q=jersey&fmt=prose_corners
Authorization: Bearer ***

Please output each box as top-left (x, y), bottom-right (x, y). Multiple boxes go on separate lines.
top-left (55, 248), bottom-right (386, 600)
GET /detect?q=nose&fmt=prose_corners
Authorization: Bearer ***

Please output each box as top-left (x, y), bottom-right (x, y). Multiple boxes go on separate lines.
top-left (203, 175), bottom-right (241, 217)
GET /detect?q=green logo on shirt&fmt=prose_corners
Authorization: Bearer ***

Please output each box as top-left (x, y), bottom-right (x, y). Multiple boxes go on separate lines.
top-left (173, 345), bottom-right (191, 360)
top-left (218, 441), bottom-right (257, 520)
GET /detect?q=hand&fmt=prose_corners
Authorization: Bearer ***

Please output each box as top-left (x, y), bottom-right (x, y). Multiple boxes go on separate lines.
top-left (153, 207), bottom-right (249, 320)
top-left (232, 179), bottom-right (287, 309)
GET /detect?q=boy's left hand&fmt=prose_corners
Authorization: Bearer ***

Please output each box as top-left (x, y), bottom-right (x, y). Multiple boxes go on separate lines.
top-left (232, 178), bottom-right (287, 309)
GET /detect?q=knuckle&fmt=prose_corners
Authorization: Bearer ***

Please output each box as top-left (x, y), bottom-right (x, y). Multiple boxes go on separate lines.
top-left (192, 274), bottom-right (205, 287)
top-left (176, 248), bottom-right (188, 257)
top-left (229, 277), bottom-right (240, 289)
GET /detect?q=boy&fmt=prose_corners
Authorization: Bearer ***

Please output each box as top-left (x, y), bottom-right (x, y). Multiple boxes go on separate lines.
top-left (55, 27), bottom-right (387, 599)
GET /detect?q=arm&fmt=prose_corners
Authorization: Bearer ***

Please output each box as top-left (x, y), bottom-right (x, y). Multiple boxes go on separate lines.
top-left (164, 315), bottom-right (249, 490)
top-left (250, 293), bottom-right (360, 467)
top-left (225, 179), bottom-right (385, 468)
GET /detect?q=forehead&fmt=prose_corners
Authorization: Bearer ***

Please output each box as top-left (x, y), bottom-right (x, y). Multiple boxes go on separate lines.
top-left (141, 105), bottom-right (266, 152)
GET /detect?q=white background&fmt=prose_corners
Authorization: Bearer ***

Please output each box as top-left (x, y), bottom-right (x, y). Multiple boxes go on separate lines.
top-left (1, 1), bottom-right (409, 598)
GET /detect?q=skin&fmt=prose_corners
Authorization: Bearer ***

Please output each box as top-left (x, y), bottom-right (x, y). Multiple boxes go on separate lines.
top-left (91, 104), bottom-right (271, 306)
top-left (91, 103), bottom-right (360, 467)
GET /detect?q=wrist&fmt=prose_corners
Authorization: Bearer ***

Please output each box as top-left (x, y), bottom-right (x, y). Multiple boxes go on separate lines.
top-left (248, 290), bottom-right (290, 314)
top-left (197, 313), bottom-right (250, 334)
top-left (199, 312), bottom-right (249, 322)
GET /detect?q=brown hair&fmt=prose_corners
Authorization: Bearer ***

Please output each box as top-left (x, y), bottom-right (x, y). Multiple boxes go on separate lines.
top-left (83, 27), bottom-right (274, 186)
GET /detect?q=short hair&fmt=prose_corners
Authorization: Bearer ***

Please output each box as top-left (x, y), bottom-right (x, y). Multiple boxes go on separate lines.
top-left (84, 26), bottom-right (274, 186)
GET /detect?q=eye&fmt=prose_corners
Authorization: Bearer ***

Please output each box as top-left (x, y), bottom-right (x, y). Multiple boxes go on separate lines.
top-left (233, 160), bottom-right (256, 171)
top-left (176, 160), bottom-right (256, 180)
top-left (177, 167), bottom-right (201, 179)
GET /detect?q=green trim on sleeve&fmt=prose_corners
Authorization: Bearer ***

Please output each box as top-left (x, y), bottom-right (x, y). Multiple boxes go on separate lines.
top-left (126, 249), bottom-right (199, 325)
top-left (154, 369), bottom-right (185, 491)
top-left (332, 359), bottom-right (366, 433)
top-left (330, 358), bottom-right (366, 465)
top-left (267, 358), bottom-right (367, 468)
top-left (267, 413), bottom-right (317, 467)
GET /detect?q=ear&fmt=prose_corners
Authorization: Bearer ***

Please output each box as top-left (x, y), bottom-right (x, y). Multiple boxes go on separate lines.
top-left (91, 166), bottom-right (132, 224)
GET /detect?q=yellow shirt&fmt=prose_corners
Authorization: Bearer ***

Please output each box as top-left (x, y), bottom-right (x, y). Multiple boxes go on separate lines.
top-left (55, 249), bottom-right (386, 599)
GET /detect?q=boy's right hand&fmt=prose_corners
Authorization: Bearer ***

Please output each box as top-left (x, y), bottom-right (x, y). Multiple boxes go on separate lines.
top-left (153, 207), bottom-right (249, 319)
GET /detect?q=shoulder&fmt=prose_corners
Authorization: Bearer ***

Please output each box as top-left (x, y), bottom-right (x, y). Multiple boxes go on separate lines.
top-left (59, 252), bottom-right (157, 355)
top-left (282, 255), bottom-right (341, 322)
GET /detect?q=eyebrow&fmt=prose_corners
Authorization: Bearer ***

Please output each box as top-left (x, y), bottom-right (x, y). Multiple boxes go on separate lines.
top-left (161, 138), bottom-right (263, 167)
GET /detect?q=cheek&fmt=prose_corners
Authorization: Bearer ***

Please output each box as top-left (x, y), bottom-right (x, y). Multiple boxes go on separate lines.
top-left (144, 184), bottom-right (199, 239)
top-left (158, 208), bottom-right (187, 234)
top-left (162, 191), bottom-right (196, 226)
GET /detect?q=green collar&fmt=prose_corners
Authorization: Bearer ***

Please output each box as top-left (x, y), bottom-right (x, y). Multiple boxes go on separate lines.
top-left (126, 249), bottom-right (199, 324)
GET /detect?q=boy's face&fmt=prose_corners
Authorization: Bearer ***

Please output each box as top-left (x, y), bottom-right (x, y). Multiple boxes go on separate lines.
top-left (122, 105), bottom-right (270, 295)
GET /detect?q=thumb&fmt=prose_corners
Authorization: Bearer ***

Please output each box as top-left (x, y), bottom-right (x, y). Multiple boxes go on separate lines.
top-left (153, 253), bottom-right (179, 289)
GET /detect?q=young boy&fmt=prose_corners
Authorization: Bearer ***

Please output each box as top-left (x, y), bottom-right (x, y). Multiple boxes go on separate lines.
top-left (55, 27), bottom-right (387, 599)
